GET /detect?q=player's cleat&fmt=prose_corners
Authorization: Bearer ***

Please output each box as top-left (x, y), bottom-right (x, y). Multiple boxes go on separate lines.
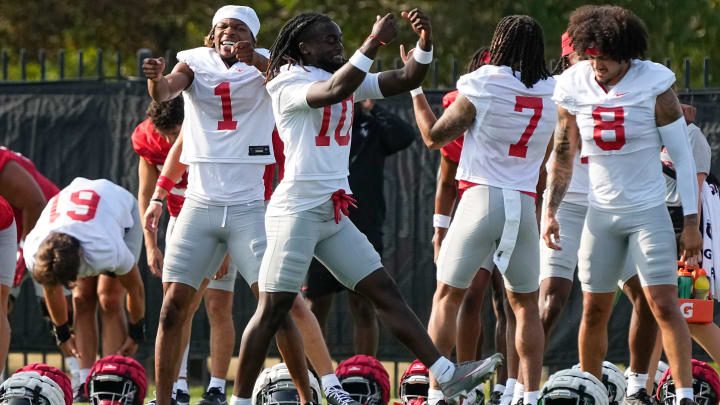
top-left (175, 389), bottom-right (191, 405)
top-left (488, 391), bottom-right (503, 405)
top-left (678, 400), bottom-right (696, 405)
top-left (623, 389), bottom-right (653, 405)
top-left (465, 387), bottom-right (486, 405)
top-left (438, 354), bottom-right (504, 400)
top-left (325, 385), bottom-right (362, 405)
top-left (147, 399), bottom-right (178, 405)
top-left (73, 383), bottom-right (89, 403)
top-left (198, 387), bottom-right (227, 405)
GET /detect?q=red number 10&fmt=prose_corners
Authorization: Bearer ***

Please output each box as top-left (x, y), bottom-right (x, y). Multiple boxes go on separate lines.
top-left (316, 97), bottom-right (354, 146)
top-left (214, 82), bottom-right (237, 130)
top-left (508, 96), bottom-right (543, 158)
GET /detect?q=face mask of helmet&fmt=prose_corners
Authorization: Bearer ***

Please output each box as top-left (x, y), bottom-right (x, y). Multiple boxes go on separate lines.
top-left (400, 378), bottom-right (429, 405)
top-left (542, 388), bottom-right (598, 405)
top-left (660, 378), bottom-right (719, 405)
top-left (341, 376), bottom-right (382, 405)
top-left (257, 380), bottom-right (317, 405)
top-left (89, 374), bottom-right (138, 405)
top-left (0, 388), bottom-right (52, 405)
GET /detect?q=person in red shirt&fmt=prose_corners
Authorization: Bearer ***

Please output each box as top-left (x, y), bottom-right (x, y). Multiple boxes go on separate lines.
top-left (0, 195), bottom-right (16, 379)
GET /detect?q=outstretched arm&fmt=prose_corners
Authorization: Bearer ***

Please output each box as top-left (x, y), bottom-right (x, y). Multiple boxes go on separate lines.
top-left (413, 92), bottom-right (475, 150)
top-left (143, 58), bottom-right (194, 102)
top-left (541, 106), bottom-right (580, 250)
top-left (0, 161), bottom-right (47, 240)
top-left (305, 14), bottom-right (397, 108)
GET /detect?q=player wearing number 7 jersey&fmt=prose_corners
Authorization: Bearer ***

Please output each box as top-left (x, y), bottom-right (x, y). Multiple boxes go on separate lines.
top-left (23, 177), bottom-right (146, 378)
top-left (412, 15), bottom-right (555, 405)
top-left (544, 6), bottom-right (700, 405)
top-left (233, 9), bottom-right (500, 405)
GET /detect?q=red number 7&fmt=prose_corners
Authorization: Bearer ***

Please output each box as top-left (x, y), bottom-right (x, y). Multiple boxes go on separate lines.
top-left (508, 96), bottom-right (543, 158)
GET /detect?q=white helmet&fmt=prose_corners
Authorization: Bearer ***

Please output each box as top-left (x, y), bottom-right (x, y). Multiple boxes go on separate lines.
top-left (0, 371), bottom-right (66, 405)
top-left (573, 362), bottom-right (626, 405)
top-left (541, 369), bottom-right (609, 405)
top-left (252, 363), bottom-right (322, 405)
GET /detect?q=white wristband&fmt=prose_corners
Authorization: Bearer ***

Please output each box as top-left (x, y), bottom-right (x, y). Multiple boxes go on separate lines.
top-left (413, 42), bottom-right (433, 64)
top-left (410, 87), bottom-right (424, 97)
top-left (349, 50), bottom-right (374, 73)
top-left (149, 200), bottom-right (163, 208)
top-left (433, 214), bottom-right (451, 228)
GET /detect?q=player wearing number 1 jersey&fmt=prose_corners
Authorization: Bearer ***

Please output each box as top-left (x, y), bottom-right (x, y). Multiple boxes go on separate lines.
top-left (543, 6), bottom-right (700, 405)
top-left (413, 15), bottom-right (555, 405)
top-left (233, 9), bottom-right (500, 405)
top-left (23, 177), bottom-right (146, 391)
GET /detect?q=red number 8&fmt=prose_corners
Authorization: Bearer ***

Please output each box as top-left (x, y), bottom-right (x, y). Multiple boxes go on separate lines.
top-left (592, 106), bottom-right (625, 151)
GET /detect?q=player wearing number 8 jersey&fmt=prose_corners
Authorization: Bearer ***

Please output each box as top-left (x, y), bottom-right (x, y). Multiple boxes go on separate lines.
top-left (413, 15), bottom-right (555, 405)
top-left (544, 6), bottom-right (700, 405)
top-left (233, 9), bottom-right (500, 405)
top-left (23, 178), bottom-right (146, 384)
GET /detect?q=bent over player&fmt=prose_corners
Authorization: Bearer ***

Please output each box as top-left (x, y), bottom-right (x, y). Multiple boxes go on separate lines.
top-left (544, 6), bottom-right (700, 405)
top-left (232, 8), bottom-right (500, 405)
top-left (23, 177), bottom-right (146, 397)
top-left (412, 15), bottom-right (556, 405)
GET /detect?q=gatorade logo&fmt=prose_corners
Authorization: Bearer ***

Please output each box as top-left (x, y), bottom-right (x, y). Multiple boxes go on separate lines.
top-left (680, 302), bottom-right (694, 318)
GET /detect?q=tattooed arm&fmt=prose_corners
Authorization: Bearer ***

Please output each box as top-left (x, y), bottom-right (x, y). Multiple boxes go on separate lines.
top-left (541, 105), bottom-right (580, 250)
top-left (413, 92), bottom-right (476, 150)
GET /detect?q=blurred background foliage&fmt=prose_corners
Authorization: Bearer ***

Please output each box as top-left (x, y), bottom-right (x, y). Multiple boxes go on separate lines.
top-left (1, 0), bottom-right (719, 87)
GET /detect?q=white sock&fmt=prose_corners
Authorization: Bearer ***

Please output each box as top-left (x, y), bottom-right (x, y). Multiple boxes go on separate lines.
top-left (208, 377), bottom-right (226, 392)
top-left (511, 384), bottom-right (524, 405)
top-left (494, 384), bottom-right (506, 394)
top-left (179, 344), bottom-right (189, 379)
top-left (321, 374), bottom-right (342, 391)
top-left (523, 391), bottom-right (539, 405)
top-left (428, 388), bottom-right (444, 405)
top-left (626, 372), bottom-right (649, 396)
top-left (429, 357), bottom-right (455, 384)
top-left (65, 357), bottom-right (79, 374)
top-left (176, 378), bottom-right (188, 393)
top-left (230, 397), bottom-right (251, 405)
top-left (500, 379), bottom-right (517, 405)
top-left (172, 382), bottom-right (178, 398)
top-left (676, 388), bottom-right (694, 404)
top-left (78, 368), bottom-right (90, 384)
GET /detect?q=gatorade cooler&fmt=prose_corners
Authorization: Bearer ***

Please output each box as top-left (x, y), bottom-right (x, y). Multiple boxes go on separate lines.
top-left (678, 298), bottom-right (713, 324)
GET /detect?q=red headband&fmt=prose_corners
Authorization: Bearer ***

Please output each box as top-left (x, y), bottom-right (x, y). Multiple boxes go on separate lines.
top-left (586, 46), bottom-right (599, 55)
top-left (561, 32), bottom-right (574, 57)
top-left (480, 50), bottom-right (490, 63)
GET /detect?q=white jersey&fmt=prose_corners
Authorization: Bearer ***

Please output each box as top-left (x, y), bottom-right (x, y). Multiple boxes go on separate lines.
top-left (456, 65), bottom-right (557, 193)
top-left (176, 47), bottom-right (273, 204)
top-left (554, 59), bottom-right (675, 213)
top-left (545, 152), bottom-right (590, 206)
top-left (265, 64), bottom-right (384, 215)
top-left (24, 178), bottom-right (137, 278)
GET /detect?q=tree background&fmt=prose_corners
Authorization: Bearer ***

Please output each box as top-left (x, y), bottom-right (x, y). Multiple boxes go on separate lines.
top-left (1, 0), bottom-right (719, 86)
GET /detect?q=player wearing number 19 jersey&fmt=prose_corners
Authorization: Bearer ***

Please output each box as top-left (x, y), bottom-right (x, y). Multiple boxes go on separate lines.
top-left (544, 6), bottom-right (700, 404)
top-left (413, 15), bottom-right (554, 405)
top-left (23, 177), bottom-right (146, 387)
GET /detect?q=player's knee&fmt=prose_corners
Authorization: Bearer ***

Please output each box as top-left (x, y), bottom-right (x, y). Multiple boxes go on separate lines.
top-left (540, 292), bottom-right (567, 322)
top-left (98, 291), bottom-right (122, 315)
top-left (582, 300), bottom-right (609, 326)
top-left (460, 290), bottom-right (485, 314)
top-left (432, 284), bottom-right (465, 309)
top-left (205, 294), bottom-right (232, 320)
top-left (647, 294), bottom-right (680, 322)
top-left (350, 296), bottom-right (376, 323)
top-left (73, 292), bottom-right (97, 313)
top-left (158, 297), bottom-right (186, 331)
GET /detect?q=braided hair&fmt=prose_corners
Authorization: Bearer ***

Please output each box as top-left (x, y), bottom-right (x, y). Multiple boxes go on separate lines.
top-left (466, 47), bottom-right (490, 73)
top-left (488, 15), bottom-right (550, 88)
top-left (266, 13), bottom-right (333, 83)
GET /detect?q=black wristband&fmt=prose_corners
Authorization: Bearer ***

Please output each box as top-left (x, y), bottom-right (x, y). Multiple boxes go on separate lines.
top-left (53, 322), bottom-right (72, 346)
top-left (128, 319), bottom-right (145, 344)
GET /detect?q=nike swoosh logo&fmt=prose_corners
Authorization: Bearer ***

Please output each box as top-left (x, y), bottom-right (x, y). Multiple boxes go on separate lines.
top-left (460, 361), bottom-right (488, 381)
top-left (616, 92), bottom-right (628, 97)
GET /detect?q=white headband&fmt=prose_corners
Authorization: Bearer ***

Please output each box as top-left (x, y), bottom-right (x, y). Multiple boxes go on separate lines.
top-left (212, 5), bottom-right (260, 40)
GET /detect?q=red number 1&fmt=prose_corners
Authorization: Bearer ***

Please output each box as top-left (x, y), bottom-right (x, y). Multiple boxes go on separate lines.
top-left (509, 96), bottom-right (543, 158)
top-left (214, 82), bottom-right (237, 130)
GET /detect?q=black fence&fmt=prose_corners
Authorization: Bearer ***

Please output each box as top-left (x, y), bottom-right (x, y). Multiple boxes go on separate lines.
top-left (1, 69), bottom-right (720, 378)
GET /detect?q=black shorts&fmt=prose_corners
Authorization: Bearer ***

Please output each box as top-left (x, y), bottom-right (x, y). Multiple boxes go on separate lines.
top-left (302, 229), bottom-right (383, 299)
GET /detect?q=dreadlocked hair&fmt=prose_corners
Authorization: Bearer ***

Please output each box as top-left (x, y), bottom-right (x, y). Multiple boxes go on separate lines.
top-left (552, 55), bottom-right (569, 76)
top-left (466, 47), bottom-right (490, 73)
top-left (568, 5), bottom-right (647, 62)
top-left (265, 13), bottom-right (333, 83)
top-left (489, 15), bottom-right (550, 88)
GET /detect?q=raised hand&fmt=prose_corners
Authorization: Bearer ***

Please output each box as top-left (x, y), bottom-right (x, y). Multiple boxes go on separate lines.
top-left (370, 13), bottom-right (398, 46)
top-left (234, 41), bottom-right (255, 65)
top-left (142, 57), bottom-right (166, 81)
top-left (399, 44), bottom-right (415, 65)
top-left (401, 8), bottom-right (432, 48)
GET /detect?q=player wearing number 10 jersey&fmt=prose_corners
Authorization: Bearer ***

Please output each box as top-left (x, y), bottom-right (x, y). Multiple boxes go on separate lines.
top-left (413, 15), bottom-right (554, 405)
top-left (23, 178), bottom-right (146, 382)
top-left (543, 5), bottom-right (701, 404)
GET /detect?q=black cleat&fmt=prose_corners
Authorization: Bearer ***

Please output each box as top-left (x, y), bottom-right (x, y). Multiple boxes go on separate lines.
top-left (198, 387), bottom-right (227, 405)
top-left (325, 385), bottom-right (361, 405)
top-left (623, 389), bottom-right (653, 405)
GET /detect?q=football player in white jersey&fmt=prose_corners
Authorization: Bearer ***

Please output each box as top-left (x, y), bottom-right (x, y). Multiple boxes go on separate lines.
top-left (232, 9), bottom-right (500, 405)
top-left (539, 32), bottom-right (659, 405)
top-left (412, 15), bottom-right (556, 405)
top-left (544, 6), bottom-right (701, 405)
top-left (23, 178), bottom-right (146, 390)
top-left (142, 6), bottom-right (346, 405)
